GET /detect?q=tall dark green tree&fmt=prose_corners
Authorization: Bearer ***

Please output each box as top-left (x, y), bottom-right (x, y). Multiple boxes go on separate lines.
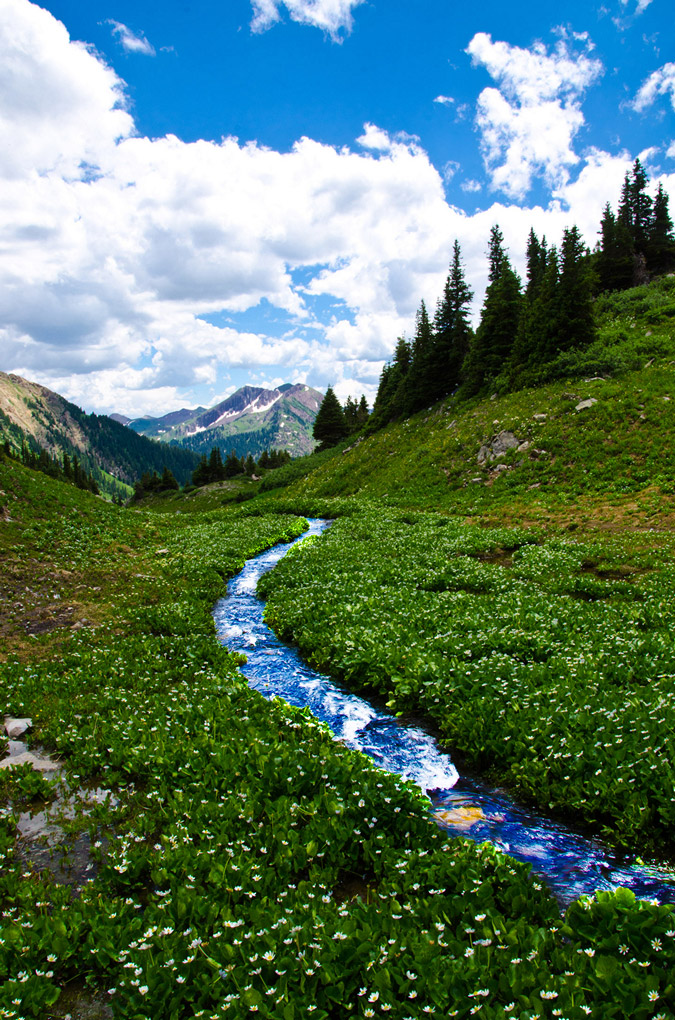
top-left (595, 202), bottom-right (633, 292)
top-left (431, 240), bottom-right (474, 399)
top-left (509, 232), bottom-right (554, 372)
top-left (557, 226), bottom-right (596, 352)
top-left (523, 229), bottom-right (548, 299)
top-left (618, 158), bottom-right (653, 256)
top-left (343, 396), bottom-right (359, 434)
top-left (462, 226), bottom-right (522, 394)
top-left (647, 183), bottom-right (675, 275)
top-left (369, 337), bottom-right (412, 430)
top-left (312, 386), bottom-right (349, 450)
top-left (402, 300), bottom-right (435, 415)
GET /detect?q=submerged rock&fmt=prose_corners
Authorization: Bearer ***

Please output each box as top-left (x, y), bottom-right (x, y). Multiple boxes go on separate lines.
top-left (0, 751), bottom-right (59, 772)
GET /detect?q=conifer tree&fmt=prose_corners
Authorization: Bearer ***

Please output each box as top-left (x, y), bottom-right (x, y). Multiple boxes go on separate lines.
top-left (312, 386), bottom-right (348, 450)
top-left (595, 202), bottom-right (633, 292)
top-left (462, 227), bottom-right (522, 394)
top-left (402, 300), bottom-right (435, 415)
top-left (356, 395), bottom-right (370, 427)
top-left (225, 450), bottom-right (243, 477)
top-left (343, 395), bottom-right (359, 434)
top-left (557, 226), bottom-right (596, 351)
top-left (208, 446), bottom-right (225, 482)
top-left (432, 240), bottom-right (473, 399)
top-left (369, 336), bottom-right (412, 430)
top-left (647, 183), bottom-right (675, 275)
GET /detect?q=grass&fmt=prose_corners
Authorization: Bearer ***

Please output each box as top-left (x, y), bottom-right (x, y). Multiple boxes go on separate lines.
top-left (3, 278), bottom-right (675, 1018)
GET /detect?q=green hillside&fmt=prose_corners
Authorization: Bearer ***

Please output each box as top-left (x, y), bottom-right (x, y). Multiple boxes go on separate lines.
top-left (258, 276), bottom-right (675, 527)
top-left (0, 371), bottom-right (200, 499)
top-left (3, 279), bottom-right (675, 1018)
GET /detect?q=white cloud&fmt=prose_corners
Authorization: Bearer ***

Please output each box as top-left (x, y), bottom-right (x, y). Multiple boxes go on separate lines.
top-left (633, 62), bottom-right (675, 112)
top-left (107, 20), bottom-right (155, 56)
top-left (619, 0), bottom-right (654, 13)
top-left (466, 31), bottom-right (603, 198)
top-left (0, 0), bottom-right (133, 179)
top-left (668, 141), bottom-right (675, 159)
top-left (434, 95), bottom-right (455, 106)
top-left (1, 0), bottom-right (674, 418)
top-left (250, 0), bottom-right (366, 40)
top-left (461, 179), bottom-right (482, 193)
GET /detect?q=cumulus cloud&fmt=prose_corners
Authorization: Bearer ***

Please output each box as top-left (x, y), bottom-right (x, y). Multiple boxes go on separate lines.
top-left (1, 0), bottom-right (673, 417)
top-left (633, 62), bottom-right (675, 112)
top-left (250, 0), bottom-right (366, 40)
top-left (106, 20), bottom-right (156, 56)
top-left (466, 31), bottom-right (603, 198)
top-left (0, 0), bottom-right (133, 179)
top-left (434, 95), bottom-right (455, 106)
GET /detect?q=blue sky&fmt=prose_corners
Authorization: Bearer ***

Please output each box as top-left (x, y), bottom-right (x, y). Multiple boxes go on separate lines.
top-left (1, 0), bottom-right (673, 415)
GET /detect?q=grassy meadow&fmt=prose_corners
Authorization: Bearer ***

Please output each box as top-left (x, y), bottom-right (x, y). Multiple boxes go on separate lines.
top-left (3, 278), bottom-right (675, 1018)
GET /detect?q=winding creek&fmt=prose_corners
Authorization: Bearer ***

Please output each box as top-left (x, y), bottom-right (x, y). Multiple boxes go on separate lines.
top-left (213, 518), bottom-right (675, 908)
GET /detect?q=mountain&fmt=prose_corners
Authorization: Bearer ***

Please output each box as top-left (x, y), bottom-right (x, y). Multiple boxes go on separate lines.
top-left (0, 372), bottom-right (200, 496)
top-left (127, 383), bottom-right (323, 459)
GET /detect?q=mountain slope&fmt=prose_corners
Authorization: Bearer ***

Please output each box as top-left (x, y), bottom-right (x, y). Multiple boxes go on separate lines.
top-left (128, 383), bottom-right (323, 459)
top-left (259, 277), bottom-right (675, 528)
top-left (0, 372), bottom-right (200, 494)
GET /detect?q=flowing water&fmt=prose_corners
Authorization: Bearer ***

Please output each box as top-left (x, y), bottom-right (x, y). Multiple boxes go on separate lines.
top-left (213, 519), bottom-right (675, 907)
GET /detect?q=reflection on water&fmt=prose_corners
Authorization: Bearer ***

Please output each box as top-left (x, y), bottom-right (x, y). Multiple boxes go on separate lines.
top-left (213, 518), bottom-right (675, 907)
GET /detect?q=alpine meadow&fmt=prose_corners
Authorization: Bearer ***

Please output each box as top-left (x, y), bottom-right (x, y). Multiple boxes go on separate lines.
top-left (2, 0), bottom-right (675, 1019)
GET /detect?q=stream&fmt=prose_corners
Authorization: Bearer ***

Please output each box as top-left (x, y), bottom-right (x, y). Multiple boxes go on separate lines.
top-left (213, 518), bottom-right (675, 908)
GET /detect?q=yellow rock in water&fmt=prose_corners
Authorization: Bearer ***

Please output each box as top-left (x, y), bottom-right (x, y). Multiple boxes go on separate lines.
top-left (435, 805), bottom-right (485, 830)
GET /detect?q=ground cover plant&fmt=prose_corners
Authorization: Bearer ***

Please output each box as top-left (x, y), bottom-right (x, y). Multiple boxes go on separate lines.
top-left (3, 460), bottom-right (675, 1019)
top-left (259, 510), bottom-right (675, 853)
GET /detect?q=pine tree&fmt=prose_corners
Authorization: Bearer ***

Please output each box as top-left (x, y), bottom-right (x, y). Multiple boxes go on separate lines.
top-left (312, 386), bottom-right (349, 450)
top-left (356, 394), bottom-right (370, 427)
top-left (462, 227), bottom-right (522, 394)
top-left (402, 300), bottom-right (435, 415)
top-left (557, 226), bottom-right (596, 351)
top-left (160, 466), bottom-right (179, 490)
top-left (208, 446), bottom-right (225, 482)
top-left (432, 240), bottom-right (474, 399)
top-left (595, 202), bottom-right (633, 292)
top-left (369, 337), bottom-right (412, 430)
top-left (192, 455), bottom-right (209, 487)
top-left (647, 183), bottom-right (675, 275)
top-left (343, 396), bottom-right (359, 434)
top-left (225, 450), bottom-right (242, 477)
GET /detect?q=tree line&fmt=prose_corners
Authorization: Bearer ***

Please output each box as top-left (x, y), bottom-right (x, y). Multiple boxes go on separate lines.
top-left (1, 438), bottom-right (101, 495)
top-left (368, 158), bottom-right (675, 430)
top-left (312, 392), bottom-right (369, 451)
top-left (131, 446), bottom-right (294, 500)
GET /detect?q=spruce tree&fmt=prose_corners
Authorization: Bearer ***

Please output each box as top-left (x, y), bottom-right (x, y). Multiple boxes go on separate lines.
top-left (312, 386), bottom-right (349, 450)
top-left (647, 183), bottom-right (675, 275)
top-left (432, 240), bottom-right (474, 399)
top-left (402, 300), bottom-right (435, 415)
top-left (343, 396), bottom-right (359, 433)
top-left (462, 227), bottom-right (522, 394)
top-left (557, 226), bottom-right (596, 351)
top-left (356, 395), bottom-right (370, 427)
top-left (369, 336), bottom-right (412, 430)
top-left (208, 446), bottom-right (225, 482)
top-left (595, 202), bottom-right (633, 292)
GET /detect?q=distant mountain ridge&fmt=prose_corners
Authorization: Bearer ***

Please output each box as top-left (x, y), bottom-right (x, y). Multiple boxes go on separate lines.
top-left (126, 383), bottom-right (323, 459)
top-left (0, 372), bottom-right (200, 496)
